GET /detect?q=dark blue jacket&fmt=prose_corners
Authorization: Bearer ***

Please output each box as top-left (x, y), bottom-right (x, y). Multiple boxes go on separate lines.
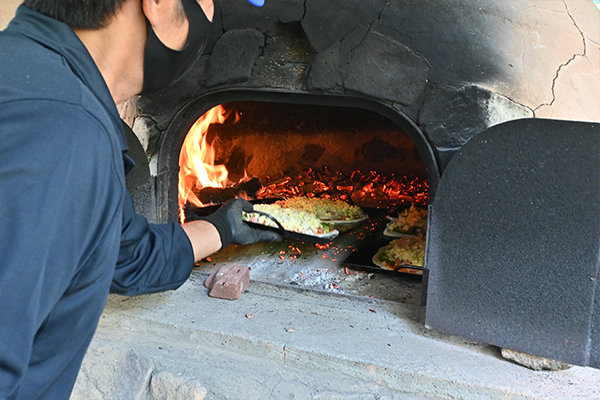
top-left (0, 6), bottom-right (195, 399)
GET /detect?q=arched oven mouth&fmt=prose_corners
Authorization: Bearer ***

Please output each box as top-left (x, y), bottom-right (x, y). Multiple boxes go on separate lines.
top-left (156, 89), bottom-right (440, 224)
top-left (146, 89), bottom-right (440, 302)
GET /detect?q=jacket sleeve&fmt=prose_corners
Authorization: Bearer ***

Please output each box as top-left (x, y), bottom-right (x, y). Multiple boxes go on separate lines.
top-left (110, 191), bottom-right (196, 296)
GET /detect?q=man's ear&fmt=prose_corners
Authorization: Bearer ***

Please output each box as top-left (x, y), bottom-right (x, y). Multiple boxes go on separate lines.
top-left (142, 0), bottom-right (189, 50)
top-left (141, 0), bottom-right (162, 26)
top-left (143, 0), bottom-right (185, 26)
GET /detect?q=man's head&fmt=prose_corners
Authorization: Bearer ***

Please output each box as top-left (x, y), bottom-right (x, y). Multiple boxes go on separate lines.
top-left (26, 0), bottom-right (262, 102)
top-left (23, 0), bottom-right (262, 30)
top-left (22, 0), bottom-right (128, 29)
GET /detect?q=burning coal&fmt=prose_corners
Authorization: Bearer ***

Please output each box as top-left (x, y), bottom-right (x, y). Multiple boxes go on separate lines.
top-left (255, 167), bottom-right (428, 208)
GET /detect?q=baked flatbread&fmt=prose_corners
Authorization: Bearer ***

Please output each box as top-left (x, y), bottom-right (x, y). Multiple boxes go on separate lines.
top-left (281, 197), bottom-right (367, 223)
top-left (384, 205), bottom-right (427, 237)
top-left (243, 203), bottom-right (338, 238)
top-left (372, 236), bottom-right (425, 273)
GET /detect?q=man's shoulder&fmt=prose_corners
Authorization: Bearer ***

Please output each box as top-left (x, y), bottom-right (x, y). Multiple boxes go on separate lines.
top-left (0, 32), bottom-right (119, 144)
top-left (0, 100), bottom-right (116, 169)
top-left (0, 32), bottom-right (88, 108)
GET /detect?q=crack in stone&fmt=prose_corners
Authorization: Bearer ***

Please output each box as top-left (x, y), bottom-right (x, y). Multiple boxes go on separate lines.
top-left (343, 0), bottom-right (389, 57)
top-left (90, 380), bottom-right (108, 399)
top-left (534, 0), bottom-right (586, 112)
top-left (301, 0), bottom-right (307, 20)
top-left (378, 0), bottom-right (392, 21)
top-left (564, 0), bottom-right (587, 49)
top-left (137, 113), bottom-right (160, 131)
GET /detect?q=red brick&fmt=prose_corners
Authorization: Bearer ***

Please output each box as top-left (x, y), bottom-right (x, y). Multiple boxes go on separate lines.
top-left (204, 265), bottom-right (250, 300)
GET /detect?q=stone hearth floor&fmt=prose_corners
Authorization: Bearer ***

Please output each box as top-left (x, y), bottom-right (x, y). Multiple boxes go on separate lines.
top-left (72, 270), bottom-right (600, 400)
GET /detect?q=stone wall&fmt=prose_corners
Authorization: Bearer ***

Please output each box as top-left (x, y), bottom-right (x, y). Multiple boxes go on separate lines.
top-left (136, 0), bottom-right (600, 170)
top-left (4, 0), bottom-right (599, 167)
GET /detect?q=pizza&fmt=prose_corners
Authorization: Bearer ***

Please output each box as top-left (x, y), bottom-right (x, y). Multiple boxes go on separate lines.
top-left (243, 203), bottom-right (337, 237)
top-left (384, 205), bottom-right (427, 237)
top-left (372, 236), bottom-right (425, 272)
top-left (280, 197), bottom-right (367, 222)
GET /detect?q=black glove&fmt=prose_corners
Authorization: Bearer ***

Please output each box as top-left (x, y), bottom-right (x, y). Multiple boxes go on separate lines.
top-left (200, 199), bottom-right (282, 249)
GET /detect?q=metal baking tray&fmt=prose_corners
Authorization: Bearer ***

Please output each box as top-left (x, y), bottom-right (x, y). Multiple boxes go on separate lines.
top-left (342, 209), bottom-right (424, 275)
top-left (344, 235), bottom-right (424, 275)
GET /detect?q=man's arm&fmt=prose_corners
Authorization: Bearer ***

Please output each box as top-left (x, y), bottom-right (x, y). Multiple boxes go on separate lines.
top-left (111, 192), bottom-right (198, 295)
top-left (180, 219), bottom-right (221, 261)
top-left (111, 198), bottom-right (281, 296)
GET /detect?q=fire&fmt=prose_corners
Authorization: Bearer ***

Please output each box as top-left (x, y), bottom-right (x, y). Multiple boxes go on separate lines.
top-left (178, 104), bottom-right (237, 222)
top-left (177, 104), bottom-right (430, 224)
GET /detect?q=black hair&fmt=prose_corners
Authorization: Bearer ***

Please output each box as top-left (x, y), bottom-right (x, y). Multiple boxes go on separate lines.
top-left (22, 0), bottom-right (128, 29)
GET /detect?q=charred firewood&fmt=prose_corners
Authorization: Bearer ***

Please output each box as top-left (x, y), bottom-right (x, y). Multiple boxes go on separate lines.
top-left (194, 177), bottom-right (262, 205)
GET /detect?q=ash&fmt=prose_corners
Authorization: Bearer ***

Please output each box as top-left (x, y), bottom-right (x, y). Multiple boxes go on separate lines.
top-left (195, 233), bottom-right (422, 304)
top-left (289, 267), bottom-right (345, 293)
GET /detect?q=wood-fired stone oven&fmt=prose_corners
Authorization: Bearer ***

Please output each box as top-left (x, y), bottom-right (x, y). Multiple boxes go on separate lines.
top-left (117, 0), bottom-right (600, 368)
top-left (125, 0), bottom-right (599, 219)
top-left (2, 0), bottom-right (600, 396)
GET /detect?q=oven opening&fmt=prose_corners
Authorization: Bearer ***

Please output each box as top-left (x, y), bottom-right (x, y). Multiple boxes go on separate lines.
top-left (176, 99), bottom-right (433, 302)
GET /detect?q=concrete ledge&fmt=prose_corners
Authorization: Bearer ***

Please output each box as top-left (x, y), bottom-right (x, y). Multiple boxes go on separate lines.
top-left (75, 270), bottom-right (600, 399)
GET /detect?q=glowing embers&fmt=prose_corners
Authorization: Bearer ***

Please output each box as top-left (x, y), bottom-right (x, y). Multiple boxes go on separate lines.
top-left (256, 168), bottom-right (428, 208)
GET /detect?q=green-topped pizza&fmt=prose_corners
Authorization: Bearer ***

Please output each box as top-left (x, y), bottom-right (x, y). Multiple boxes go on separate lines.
top-left (384, 205), bottom-right (427, 237)
top-left (372, 236), bottom-right (425, 273)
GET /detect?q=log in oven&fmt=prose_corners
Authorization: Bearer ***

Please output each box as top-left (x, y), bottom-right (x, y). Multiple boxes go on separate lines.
top-left (124, 0), bottom-right (600, 368)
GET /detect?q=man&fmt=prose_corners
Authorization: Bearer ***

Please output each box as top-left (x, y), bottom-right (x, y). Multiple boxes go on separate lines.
top-left (0, 0), bottom-right (275, 398)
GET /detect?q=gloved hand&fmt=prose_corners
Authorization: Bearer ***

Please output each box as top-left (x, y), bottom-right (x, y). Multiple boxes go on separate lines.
top-left (200, 198), bottom-right (282, 249)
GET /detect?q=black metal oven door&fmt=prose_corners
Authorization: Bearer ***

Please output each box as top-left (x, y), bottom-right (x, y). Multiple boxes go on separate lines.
top-left (424, 118), bottom-right (600, 368)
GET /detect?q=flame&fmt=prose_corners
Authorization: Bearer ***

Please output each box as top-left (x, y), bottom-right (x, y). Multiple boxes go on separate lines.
top-left (178, 104), bottom-right (235, 222)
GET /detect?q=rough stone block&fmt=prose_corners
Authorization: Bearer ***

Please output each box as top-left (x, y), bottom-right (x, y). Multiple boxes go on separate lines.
top-left (500, 348), bottom-right (570, 371)
top-left (204, 265), bottom-right (250, 300)
top-left (71, 346), bottom-right (154, 400)
top-left (150, 371), bottom-right (207, 400)
top-left (302, 0), bottom-right (385, 52)
top-left (206, 29), bottom-right (264, 87)
top-left (344, 31), bottom-right (430, 105)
